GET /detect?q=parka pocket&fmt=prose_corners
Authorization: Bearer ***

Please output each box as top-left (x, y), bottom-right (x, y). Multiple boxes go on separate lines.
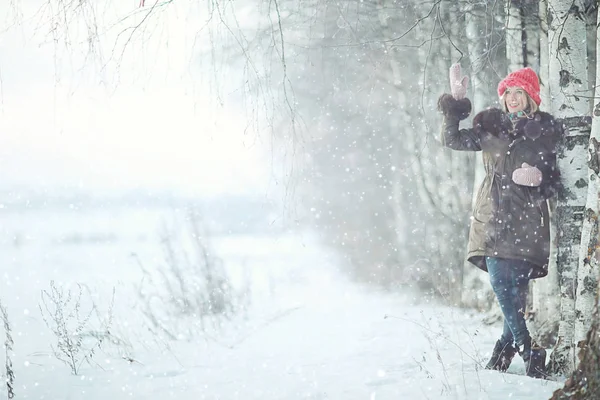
top-left (473, 180), bottom-right (493, 224)
top-left (526, 191), bottom-right (545, 228)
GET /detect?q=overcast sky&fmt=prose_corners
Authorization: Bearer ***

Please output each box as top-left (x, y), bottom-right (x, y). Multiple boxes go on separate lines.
top-left (0, 1), bottom-right (271, 198)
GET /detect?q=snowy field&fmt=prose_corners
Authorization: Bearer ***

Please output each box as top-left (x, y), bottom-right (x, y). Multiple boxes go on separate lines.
top-left (0, 201), bottom-right (565, 399)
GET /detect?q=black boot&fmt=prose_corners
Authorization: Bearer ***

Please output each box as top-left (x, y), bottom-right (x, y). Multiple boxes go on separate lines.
top-left (520, 337), bottom-right (547, 379)
top-left (485, 340), bottom-right (517, 372)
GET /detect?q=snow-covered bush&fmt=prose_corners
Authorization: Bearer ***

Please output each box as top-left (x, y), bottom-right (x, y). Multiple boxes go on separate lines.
top-left (39, 282), bottom-right (114, 375)
top-left (135, 209), bottom-right (248, 341)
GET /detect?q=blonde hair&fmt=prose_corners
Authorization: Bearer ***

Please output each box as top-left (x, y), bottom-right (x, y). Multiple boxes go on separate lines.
top-left (500, 91), bottom-right (539, 113)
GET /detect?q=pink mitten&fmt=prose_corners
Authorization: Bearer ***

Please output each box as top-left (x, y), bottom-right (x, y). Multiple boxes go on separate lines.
top-left (449, 63), bottom-right (469, 100)
top-left (512, 163), bottom-right (542, 187)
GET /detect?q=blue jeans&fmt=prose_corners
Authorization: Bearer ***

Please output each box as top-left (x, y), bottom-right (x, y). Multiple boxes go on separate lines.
top-left (486, 257), bottom-right (534, 347)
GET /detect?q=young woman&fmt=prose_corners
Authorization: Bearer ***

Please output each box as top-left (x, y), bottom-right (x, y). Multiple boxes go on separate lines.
top-left (437, 66), bottom-right (562, 379)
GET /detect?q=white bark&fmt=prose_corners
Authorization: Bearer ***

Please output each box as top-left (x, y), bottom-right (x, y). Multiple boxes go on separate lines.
top-left (551, 122), bottom-right (590, 377)
top-left (587, 6), bottom-right (598, 116)
top-left (523, 1), bottom-right (540, 72)
top-left (547, 0), bottom-right (590, 377)
top-left (464, 1), bottom-right (503, 204)
top-left (438, 2), bottom-right (481, 307)
top-left (575, 155), bottom-right (600, 344)
top-left (531, 0), bottom-right (560, 347)
top-left (574, 8), bottom-right (600, 348)
top-left (539, 0), bottom-right (551, 106)
top-left (462, 2), bottom-right (501, 309)
top-left (547, 0), bottom-right (589, 118)
top-left (464, 3), bottom-right (498, 110)
top-left (505, 1), bottom-right (524, 71)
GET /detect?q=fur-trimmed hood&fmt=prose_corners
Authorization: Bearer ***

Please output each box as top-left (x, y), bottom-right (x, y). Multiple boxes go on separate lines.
top-left (472, 108), bottom-right (561, 141)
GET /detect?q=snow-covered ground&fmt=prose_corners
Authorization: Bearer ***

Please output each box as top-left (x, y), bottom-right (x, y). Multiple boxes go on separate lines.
top-left (0, 202), bottom-right (565, 399)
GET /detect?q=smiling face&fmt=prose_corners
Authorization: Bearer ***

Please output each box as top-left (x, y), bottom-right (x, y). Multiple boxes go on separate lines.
top-left (503, 86), bottom-right (529, 113)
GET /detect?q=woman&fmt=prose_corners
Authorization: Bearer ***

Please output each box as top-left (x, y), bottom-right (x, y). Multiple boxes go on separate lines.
top-left (437, 66), bottom-right (562, 379)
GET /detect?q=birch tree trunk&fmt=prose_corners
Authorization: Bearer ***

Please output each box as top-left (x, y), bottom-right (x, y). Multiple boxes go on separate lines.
top-left (505, 0), bottom-right (525, 72)
top-left (539, 0), bottom-right (551, 105)
top-left (373, 0), bottom-right (462, 292)
top-left (530, 0), bottom-right (561, 347)
top-left (406, 1), bottom-right (474, 301)
top-left (574, 1), bottom-right (600, 358)
top-left (464, 1), bottom-right (505, 204)
top-left (523, 1), bottom-right (540, 72)
top-left (505, 0), bottom-right (540, 71)
top-left (588, 5), bottom-right (598, 116)
top-left (460, 0), bottom-right (505, 312)
top-left (431, 1), bottom-right (477, 305)
top-left (551, 282), bottom-right (600, 399)
top-left (547, 0), bottom-right (591, 377)
top-left (464, 3), bottom-right (500, 110)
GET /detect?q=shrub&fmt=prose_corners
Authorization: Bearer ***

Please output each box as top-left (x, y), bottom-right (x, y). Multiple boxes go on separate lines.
top-left (135, 209), bottom-right (247, 341)
top-left (39, 281), bottom-right (114, 375)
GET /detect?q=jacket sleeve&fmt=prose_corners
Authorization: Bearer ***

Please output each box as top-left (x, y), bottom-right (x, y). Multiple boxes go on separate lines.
top-left (441, 116), bottom-right (482, 151)
top-left (437, 93), bottom-right (481, 151)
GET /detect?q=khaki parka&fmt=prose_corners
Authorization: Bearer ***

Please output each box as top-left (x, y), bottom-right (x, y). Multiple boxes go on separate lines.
top-left (440, 99), bottom-right (562, 278)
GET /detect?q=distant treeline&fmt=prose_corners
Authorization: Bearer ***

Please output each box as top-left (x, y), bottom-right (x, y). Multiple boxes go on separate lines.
top-left (0, 187), bottom-right (280, 235)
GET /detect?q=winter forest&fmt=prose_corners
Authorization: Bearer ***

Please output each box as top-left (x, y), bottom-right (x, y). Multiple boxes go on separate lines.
top-left (1, 0), bottom-right (600, 399)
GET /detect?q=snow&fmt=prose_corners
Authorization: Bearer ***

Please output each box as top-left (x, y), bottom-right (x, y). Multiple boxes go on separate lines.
top-left (0, 202), bottom-right (565, 399)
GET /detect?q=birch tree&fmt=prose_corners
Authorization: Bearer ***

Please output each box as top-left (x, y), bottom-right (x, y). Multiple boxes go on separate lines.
top-left (546, 0), bottom-right (591, 377)
top-left (413, 1), bottom-right (475, 302)
top-left (574, 9), bottom-right (600, 359)
top-left (434, 1), bottom-right (481, 305)
top-left (375, 0), bottom-right (419, 284)
top-left (551, 285), bottom-right (600, 399)
top-left (369, 0), bottom-right (470, 296)
top-left (505, 0), bottom-right (524, 73)
top-left (539, 0), bottom-right (551, 105)
top-left (505, 0), bottom-right (540, 72)
top-left (517, 0), bottom-right (562, 347)
top-left (464, 1), bottom-right (504, 111)
top-left (457, 0), bottom-right (507, 310)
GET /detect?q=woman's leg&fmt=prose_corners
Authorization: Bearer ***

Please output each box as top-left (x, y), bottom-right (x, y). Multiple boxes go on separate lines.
top-left (485, 257), bottom-right (546, 377)
top-left (486, 257), bottom-right (532, 347)
top-left (500, 319), bottom-right (514, 345)
top-left (484, 257), bottom-right (530, 370)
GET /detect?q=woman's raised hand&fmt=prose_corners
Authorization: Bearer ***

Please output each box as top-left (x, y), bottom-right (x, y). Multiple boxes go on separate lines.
top-left (449, 64), bottom-right (469, 100)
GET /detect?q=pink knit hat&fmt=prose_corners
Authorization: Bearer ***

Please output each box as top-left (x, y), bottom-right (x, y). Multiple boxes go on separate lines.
top-left (497, 67), bottom-right (541, 106)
